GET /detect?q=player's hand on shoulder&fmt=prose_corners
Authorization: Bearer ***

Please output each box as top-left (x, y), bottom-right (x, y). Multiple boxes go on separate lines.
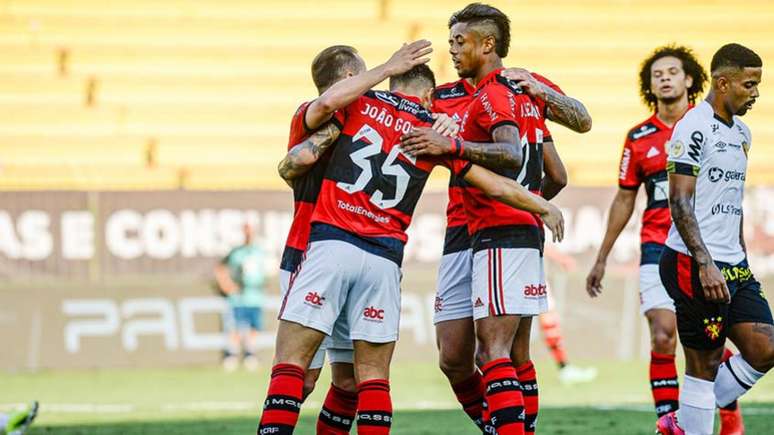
top-left (586, 261), bottom-right (606, 298)
top-left (385, 39), bottom-right (432, 76)
top-left (500, 67), bottom-right (546, 101)
top-left (698, 263), bottom-right (731, 304)
top-left (400, 126), bottom-right (451, 157)
top-left (540, 203), bottom-right (564, 243)
top-left (430, 113), bottom-right (460, 137)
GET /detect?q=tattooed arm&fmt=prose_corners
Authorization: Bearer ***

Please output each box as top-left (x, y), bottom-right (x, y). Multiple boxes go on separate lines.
top-left (400, 124), bottom-right (522, 171)
top-left (542, 86), bottom-right (592, 133)
top-left (669, 173), bottom-right (730, 302)
top-left (500, 68), bottom-right (592, 133)
top-left (278, 122), bottom-right (341, 182)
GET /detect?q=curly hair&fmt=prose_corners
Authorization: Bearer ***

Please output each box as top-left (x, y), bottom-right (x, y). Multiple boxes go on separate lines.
top-left (639, 44), bottom-right (707, 110)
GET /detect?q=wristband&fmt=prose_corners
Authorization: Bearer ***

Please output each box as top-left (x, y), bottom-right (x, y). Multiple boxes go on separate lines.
top-left (456, 138), bottom-right (465, 158)
top-left (449, 136), bottom-right (459, 156)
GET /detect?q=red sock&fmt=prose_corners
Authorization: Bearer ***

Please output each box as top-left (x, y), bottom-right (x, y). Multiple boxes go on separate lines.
top-left (317, 383), bottom-right (358, 434)
top-left (539, 312), bottom-right (568, 368)
top-left (515, 361), bottom-right (538, 434)
top-left (719, 348), bottom-right (740, 411)
top-left (451, 372), bottom-right (486, 430)
top-left (258, 363), bottom-right (305, 434)
top-left (356, 379), bottom-right (392, 434)
top-left (481, 358), bottom-right (524, 435)
top-left (650, 352), bottom-right (679, 417)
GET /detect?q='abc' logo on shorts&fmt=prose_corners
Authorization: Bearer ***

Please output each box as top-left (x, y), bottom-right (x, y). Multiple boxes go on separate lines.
top-left (523, 284), bottom-right (547, 298)
top-left (304, 292), bottom-right (324, 307)
top-left (363, 306), bottom-right (385, 320)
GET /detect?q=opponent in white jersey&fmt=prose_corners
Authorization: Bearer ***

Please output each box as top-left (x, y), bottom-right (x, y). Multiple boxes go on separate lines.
top-left (656, 44), bottom-right (774, 435)
top-left (664, 100), bottom-right (750, 264)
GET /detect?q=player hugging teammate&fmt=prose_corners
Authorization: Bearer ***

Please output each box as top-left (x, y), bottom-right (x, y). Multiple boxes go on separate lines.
top-left (255, 1), bottom-right (772, 434)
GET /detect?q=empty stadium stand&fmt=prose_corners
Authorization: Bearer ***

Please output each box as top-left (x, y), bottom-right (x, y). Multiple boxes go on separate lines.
top-left (1, 0), bottom-right (772, 189)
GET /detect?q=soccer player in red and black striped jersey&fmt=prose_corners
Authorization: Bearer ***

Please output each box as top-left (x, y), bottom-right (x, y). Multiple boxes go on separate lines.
top-left (399, 4), bottom-right (580, 434)
top-left (429, 57), bottom-right (591, 435)
top-left (585, 45), bottom-right (744, 433)
top-left (270, 41), bottom-right (433, 435)
top-left (259, 63), bottom-right (563, 435)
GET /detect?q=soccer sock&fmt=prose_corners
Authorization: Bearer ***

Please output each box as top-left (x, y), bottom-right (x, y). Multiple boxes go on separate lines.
top-left (650, 351), bottom-right (680, 416)
top-left (317, 383), bottom-right (358, 435)
top-left (481, 358), bottom-right (525, 435)
top-left (0, 413), bottom-right (9, 430)
top-left (539, 312), bottom-right (568, 368)
top-left (451, 372), bottom-right (486, 430)
top-left (258, 363), bottom-right (305, 435)
top-left (714, 353), bottom-right (764, 408)
top-left (678, 375), bottom-right (716, 435)
top-left (356, 379), bottom-right (392, 434)
top-left (515, 361), bottom-right (538, 434)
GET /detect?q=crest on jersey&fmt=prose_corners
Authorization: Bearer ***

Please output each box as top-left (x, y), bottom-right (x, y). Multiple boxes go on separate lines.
top-left (703, 317), bottom-right (724, 341)
top-left (669, 140), bottom-right (685, 158)
top-left (373, 91), bottom-right (400, 107)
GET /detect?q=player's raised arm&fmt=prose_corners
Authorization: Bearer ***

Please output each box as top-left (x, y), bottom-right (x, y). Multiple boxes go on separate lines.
top-left (278, 122), bottom-right (341, 182)
top-left (669, 172), bottom-right (729, 303)
top-left (461, 164), bottom-right (564, 242)
top-left (400, 123), bottom-right (522, 171)
top-left (500, 68), bottom-right (592, 133)
top-left (541, 139), bottom-right (567, 200)
top-left (304, 40), bottom-right (433, 130)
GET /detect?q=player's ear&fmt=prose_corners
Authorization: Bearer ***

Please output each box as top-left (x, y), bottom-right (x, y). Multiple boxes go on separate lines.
top-left (685, 72), bottom-right (694, 90)
top-left (481, 35), bottom-right (496, 55)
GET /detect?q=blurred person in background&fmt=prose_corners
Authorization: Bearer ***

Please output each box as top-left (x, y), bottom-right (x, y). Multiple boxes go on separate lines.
top-left (214, 222), bottom-right (266, 371)
top-left (0, 401), bottom-right (37, 435)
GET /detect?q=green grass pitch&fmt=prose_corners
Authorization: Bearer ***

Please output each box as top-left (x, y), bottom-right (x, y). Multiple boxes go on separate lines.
top-left (3, 360), bottom-right (773, 434)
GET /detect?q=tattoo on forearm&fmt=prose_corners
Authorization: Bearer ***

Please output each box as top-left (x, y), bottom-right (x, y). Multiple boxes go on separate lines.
top-left (671, 195), bottom-right (711, 264)
top-left (461, 141), bottom-right (521, 171)
top-left (543, 85), bottom-right (592, 133)
top-left (278, 123), bottom-right (340, 180)
top-left (460, 125), bottom-right (522, 171)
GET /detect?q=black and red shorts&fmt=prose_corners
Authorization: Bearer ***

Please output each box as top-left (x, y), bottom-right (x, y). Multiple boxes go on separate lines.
top-left (659, 247), bottom-right (773, 350)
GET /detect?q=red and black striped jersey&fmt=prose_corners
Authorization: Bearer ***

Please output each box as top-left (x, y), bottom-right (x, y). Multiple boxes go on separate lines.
top-left (432, 73), bottom-right (562, 254)
top-left (618, 112), bottom-right (678, 260)
top-left (310, 91), bottom-right (460, 266)
top-left (280, 101), bottom-right (344, 272)
top-left (457, 68), bottom-right (551, 252)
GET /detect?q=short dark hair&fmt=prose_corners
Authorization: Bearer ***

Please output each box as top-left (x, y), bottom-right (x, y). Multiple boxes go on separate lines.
top-left (389, 64), bottom-right (436, 92)
top-left (311, 45), bottom-right (362, 93)
top-left (711, 43), bottom-right (762, 73)
top-left (448, 3), bottom-right (510, 58)
top-left (639, 44), bottom-right (707, 109)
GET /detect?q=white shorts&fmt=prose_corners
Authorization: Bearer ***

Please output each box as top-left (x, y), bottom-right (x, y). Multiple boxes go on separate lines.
top-left (280, 268), bottom-right (353, 370)
top-left (639, 264), bottom-right (675, 315)
top-left (433, 249), bottom-right (474, 324)
top-left (279, 240), bottom-right (401, 343)
top-left (472, 247), bottom-right (547, 320)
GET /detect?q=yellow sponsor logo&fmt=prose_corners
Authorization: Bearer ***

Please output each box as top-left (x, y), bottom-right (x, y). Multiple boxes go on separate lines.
top-left (721, 265), bottom-right (752, 283)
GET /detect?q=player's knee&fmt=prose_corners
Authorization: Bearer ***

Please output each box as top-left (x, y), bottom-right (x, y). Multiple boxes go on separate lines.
top-left (651, 329), bottom-right (677, 353)
top-left (438, 351), bottom-right (473, 380)
top-left (302, 369), bottom-right (322, 400)
top-left (331, 364), bottom-right (357, 393)
top-left (475, 346), bottom-right (510, 366)
top-left (745, 343), bottom-right (774, 373)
